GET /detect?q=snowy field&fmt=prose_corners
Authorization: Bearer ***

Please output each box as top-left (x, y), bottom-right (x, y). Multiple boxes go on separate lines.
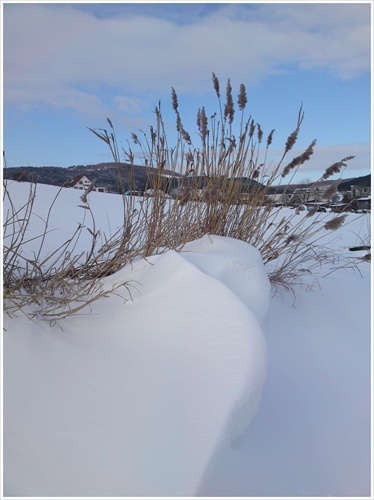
top-left (2, 181), bottom-right (372, 497)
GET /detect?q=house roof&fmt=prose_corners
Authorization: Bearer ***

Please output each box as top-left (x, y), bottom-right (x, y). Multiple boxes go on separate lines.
top-left (68, 173), bottom-right (94, 187)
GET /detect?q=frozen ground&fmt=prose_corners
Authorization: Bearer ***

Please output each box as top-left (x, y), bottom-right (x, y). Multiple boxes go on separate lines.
top-left (2, 181), bottom-right (372, 497)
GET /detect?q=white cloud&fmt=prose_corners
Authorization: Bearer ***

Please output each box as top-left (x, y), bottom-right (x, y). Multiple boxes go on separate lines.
top-left (113, 96), bottom-right (145, 115)
top-left (3, 2), bottom-right (370, 115)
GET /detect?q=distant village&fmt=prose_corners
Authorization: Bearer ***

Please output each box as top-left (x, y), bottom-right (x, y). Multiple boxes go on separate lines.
top-left (4, 164), bottom-right (371, 213)
top-left (266, 179), bottom-right (371, 213)
top-left (67, 171), bottom-right (371, 214)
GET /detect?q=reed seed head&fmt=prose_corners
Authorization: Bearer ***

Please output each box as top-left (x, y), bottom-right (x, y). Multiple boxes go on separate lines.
top-left (212, 72), bottom-right (220, 98)
top-left (171, 87), bottom-right (179, 112)
top-left (197, 106), bottom-right (209, 143)
top-left (176, 113), bottom-right (182, 132)
top-left (238, 83), bottom-right (247, 111)
top-left (224, 79), bottom-right (235, 124)
top-left (322, 183), bottom-right (338, 199)
top-left (249, 119), bottom-right (255, 138)
top-left (282, 139), bottom-right (316, 177)
top-left (324, 214), bottom-right (347, 231)
top-left (285, 130), bottom-right (298, 154)
top-left (181, 128), bottom-right (192, 145)
top-left (267, 129), bottom-right (275, 148)
top-left (322, 156), bottom-right (355, 180)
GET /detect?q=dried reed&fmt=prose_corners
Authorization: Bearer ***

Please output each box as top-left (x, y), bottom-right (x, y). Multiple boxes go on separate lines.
top-left (4, 74), bottom-right (363, 321)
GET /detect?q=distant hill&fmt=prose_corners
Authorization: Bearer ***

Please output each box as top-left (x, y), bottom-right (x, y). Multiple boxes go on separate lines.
top-left (3, 163), bottom-right (370, 196)
top-left (268, 175), bottom-right (370, 194)
top-left (3, 163), bottom-right (183, 194)
top-left (3, 166), bottom-right (72, 186)
top-left (337, 174), bottom-right (371, 192)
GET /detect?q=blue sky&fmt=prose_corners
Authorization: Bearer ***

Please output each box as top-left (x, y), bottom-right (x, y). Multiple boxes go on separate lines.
top-left (2, 1), bottom-right (372, 182)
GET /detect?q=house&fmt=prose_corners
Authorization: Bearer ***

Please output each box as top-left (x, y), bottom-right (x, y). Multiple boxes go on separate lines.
top-left (353, 197), bottom-right (371, 212)
top-left (351, 185), bottom-right (371, 198)
top-left (330, 197), bottom-right (371, 213)
top-left (332, 183), bottom-right (371, 212)
top-left (267, 180), bottom-right (338, 207)
top-left (266, 185), bottom-right (295, 205)
top-left (68, 174), bottom-right (105, 193)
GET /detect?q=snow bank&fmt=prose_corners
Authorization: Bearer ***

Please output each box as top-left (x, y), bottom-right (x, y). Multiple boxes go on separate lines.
top-left (4, 235), bottom-right (269, 497)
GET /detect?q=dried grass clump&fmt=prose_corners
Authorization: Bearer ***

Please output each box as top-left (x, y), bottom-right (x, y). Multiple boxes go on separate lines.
top-left (85, 73), bottom-right (360, 289)
top-left (3, 178), bottom-right (133, 321)
top-left (4, 74), bottom-right (363, 321)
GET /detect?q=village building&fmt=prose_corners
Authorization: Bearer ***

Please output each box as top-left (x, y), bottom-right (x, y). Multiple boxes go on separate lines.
top-left (68, 174), bottom-right (105, 193)
top-left (351, 185), bottom-right (371, 198)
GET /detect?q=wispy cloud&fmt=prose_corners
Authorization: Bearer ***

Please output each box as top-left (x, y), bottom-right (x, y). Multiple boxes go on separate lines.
top-left (113, 96), bottom-right (146, 115)
top-left (265, 142), bottom-right (371, 179)
top-left (4, 2), bottom-right (370, 117)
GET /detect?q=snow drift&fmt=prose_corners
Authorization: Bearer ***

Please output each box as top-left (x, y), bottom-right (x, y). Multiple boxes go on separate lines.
top-left (4, 234), bottom-right (269, 497)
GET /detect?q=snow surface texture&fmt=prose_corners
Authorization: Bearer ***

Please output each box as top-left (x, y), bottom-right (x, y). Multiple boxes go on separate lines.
top-left (3, 182), bottom-right (371, 497)
top-left (4, 232), bottom-right (269, 496)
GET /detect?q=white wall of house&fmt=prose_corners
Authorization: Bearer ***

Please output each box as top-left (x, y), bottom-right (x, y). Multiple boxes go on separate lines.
top-left (73, 175), bottom-right (92, 190)
top-left (72, 175), bottom-right (105, 192)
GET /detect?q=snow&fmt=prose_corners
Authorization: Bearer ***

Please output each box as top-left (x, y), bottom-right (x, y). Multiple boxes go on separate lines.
top-left (2, 182), bottom-right (372, 497)
top-left (2, 181), bottom-right (127, 261)
top-left (199, 265), bottom-right (371, 497)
